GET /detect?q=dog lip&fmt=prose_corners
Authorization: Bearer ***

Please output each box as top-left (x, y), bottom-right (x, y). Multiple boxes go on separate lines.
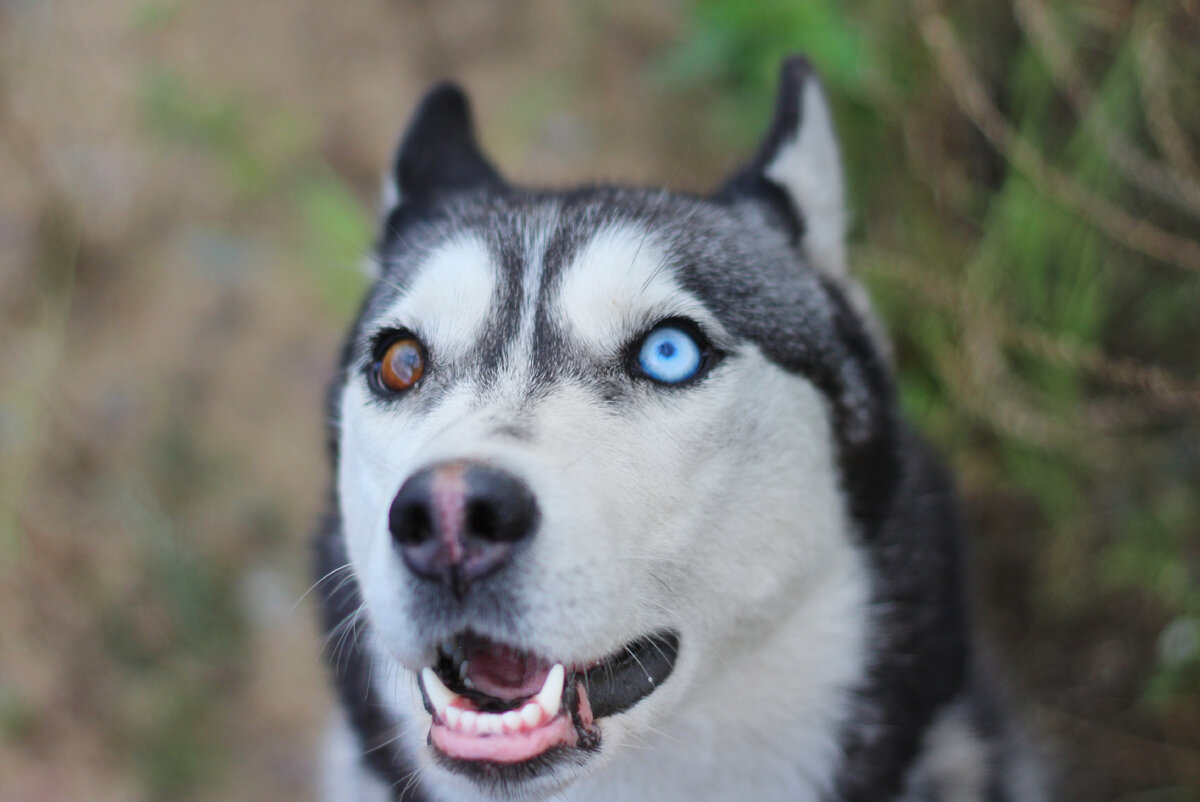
top-left (428, 629), bottom-right (681, 718)
top-left (575, 629), bottom-right (681, 719)
top-left (420, 629), bottom-right (680, 779)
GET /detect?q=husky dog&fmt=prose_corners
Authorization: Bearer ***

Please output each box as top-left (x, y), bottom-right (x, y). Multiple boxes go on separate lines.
top-left (316, 56), bottom-right (1043, 802)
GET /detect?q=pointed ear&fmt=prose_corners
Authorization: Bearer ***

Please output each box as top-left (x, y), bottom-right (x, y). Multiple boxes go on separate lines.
top-left (380, 83), bottom-right (505, 217)
top-left (716, 56), bottom-right (848, 280)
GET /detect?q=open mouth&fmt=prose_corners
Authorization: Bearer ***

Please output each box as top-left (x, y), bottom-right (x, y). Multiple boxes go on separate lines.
top-left (417, 629), bottom-right (680, 775)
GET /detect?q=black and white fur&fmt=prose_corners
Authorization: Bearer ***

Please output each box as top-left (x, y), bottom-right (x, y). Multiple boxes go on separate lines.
top-left (315, 56), bottom-right (1043, 802)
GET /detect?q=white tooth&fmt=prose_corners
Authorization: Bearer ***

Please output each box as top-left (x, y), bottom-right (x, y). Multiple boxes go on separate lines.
top-left (535, 664), bottom-right (564, 718)
top-left (501, 711), bottom-right (523, 732)
top-left (421, 667), bottom-right (458, 720)
top-left (460, 710), bottom-right (478, 733)
top-left (446, 706), bottom-right (462, 730)
top-left (458, 659), bottom-right (470, 679)
top-left (520, 701), bottom-right (543, 728)
top-left (477, 712), bottom-right (502, 734)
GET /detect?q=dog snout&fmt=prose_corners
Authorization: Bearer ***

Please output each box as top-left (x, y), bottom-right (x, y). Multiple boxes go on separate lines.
top-left (389, 461), bottom-right (538, 597)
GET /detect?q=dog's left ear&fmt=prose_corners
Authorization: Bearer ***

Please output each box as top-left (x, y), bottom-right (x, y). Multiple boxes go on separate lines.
top-left (716, 56), bottom-right (847, 280)
top-left (380, 83), bottom-right (506, 218)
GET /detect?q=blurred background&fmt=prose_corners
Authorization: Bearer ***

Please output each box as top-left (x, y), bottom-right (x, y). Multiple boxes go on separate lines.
top-left (1, 0), bottom-right (1198, 799)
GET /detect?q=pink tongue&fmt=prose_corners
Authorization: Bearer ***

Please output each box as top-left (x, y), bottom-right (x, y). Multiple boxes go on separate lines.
top-left (465, 642), bottom-right (551, 700)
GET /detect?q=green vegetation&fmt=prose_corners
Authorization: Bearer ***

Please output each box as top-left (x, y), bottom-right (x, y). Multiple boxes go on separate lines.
top-left (663, 0), bottom-right (1200, 795)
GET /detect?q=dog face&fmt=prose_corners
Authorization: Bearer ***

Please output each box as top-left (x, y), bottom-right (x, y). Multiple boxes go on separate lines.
top-left (332, 59), bottom-right (898, 800)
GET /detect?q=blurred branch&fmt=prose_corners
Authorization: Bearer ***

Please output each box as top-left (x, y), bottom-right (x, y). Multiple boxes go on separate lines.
top-left (1009, 327), bottom-right (1200, 416)
top-left (1033, 702), bottom-right (1200, 786)
top-left (1132, 10), bottom-right (1200, 184)
top-left (914, 0), bottom-right (1200, 273)
top-left (1012, 0), bottom-right (1200, 220)
top-left (864, 254), bottom-right (1089, 452)
top-left (959, 306), bottom-right (1090, 451)
top-left (861, 251), bottom-right (1200, 419)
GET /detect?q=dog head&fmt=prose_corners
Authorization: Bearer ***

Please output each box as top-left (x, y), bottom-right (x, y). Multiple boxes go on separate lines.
top-left (331, 56), bottom-right (899, 799)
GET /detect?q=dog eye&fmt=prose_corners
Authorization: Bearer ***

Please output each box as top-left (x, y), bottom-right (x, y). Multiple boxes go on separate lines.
top-left (374, 336), bottom-right (426, 394)
top-left (634, 323), bottom-right (707, 385)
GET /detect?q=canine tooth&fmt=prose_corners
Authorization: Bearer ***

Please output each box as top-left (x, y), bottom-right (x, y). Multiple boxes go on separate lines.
top-left (458, 659), bottom-right (469, 679)
top-left (520, 701), bottom-right (543, 728)
top-left (501, 711), bottom-right (523, 732)
top-left (445, 706), bottom-right (462, 729)
top-left (460, 710), bottom-right (478, 733)
top-left (421, 667), bottom-right (458, 719)
top-left (535, 664), bottom-right (564, 718)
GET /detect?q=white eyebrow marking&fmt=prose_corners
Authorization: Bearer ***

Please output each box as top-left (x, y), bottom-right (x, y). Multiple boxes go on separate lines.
top-left (377, 236), bottom-right (496, 362)
top-left (554, 223), bottom-right (722, 354)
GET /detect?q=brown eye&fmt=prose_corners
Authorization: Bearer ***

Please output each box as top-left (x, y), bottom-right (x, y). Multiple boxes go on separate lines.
top-left (377, 337), bottom-right (425, 393)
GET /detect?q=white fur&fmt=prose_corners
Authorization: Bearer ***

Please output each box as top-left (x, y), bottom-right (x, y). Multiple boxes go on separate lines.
top-left (555, 224), bottom-right (731, 355)
top-left (764, 75), bottom-right (847, 281)
top-left (361, 175), bottom-right (401, 282)
top-left (333, 221), bottom-right (869, 801)
top-left (380, 171), bottom-right (401, 220)
top-left (502, 208), bottom-right (557, 380)
top-left (383, 236), bottom-right (496, 362)
top-left (323, 709), bottom-right (394, 802)
top-left (900, 704), bottom-right (988, 802)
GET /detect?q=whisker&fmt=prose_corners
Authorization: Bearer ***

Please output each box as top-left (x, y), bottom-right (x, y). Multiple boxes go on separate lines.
top-left (289, 562), bottom-right (354, 618)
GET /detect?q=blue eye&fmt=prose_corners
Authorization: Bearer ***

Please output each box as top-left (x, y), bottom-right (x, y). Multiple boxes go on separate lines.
top-left (636, 324), bottom-right (705, 384)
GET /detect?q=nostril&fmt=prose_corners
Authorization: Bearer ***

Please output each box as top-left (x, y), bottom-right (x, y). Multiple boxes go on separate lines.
top-left (391, 502), bottom-right (433, 546)
top-left (389, 466), bottom-right (441, 549)
top-left (462, 467), bottom-right (538, 545)
top-left (465, 499), bottom-right (499, 541)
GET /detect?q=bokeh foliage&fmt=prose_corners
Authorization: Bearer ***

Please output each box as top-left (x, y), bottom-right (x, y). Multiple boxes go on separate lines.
top-left (662, 0), bottom-right (1200, 797)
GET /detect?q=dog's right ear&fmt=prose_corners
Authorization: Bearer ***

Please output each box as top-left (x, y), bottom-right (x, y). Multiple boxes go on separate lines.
top-left (380, 83), bottom-right (505, 219)
top-left (715, 57), bottom-right (848, 281)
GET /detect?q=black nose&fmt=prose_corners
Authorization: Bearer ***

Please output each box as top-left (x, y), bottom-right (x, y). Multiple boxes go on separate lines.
top-left (388, 461), bottom-right (538, 596)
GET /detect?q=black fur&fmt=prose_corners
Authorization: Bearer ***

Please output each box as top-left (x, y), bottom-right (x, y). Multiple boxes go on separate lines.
top-left (382, 84), bottom-right (507, 247)
top-left (391, 84), bottom-right (504, 207)
top-left (834, 432), bottom-right (970, 800)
